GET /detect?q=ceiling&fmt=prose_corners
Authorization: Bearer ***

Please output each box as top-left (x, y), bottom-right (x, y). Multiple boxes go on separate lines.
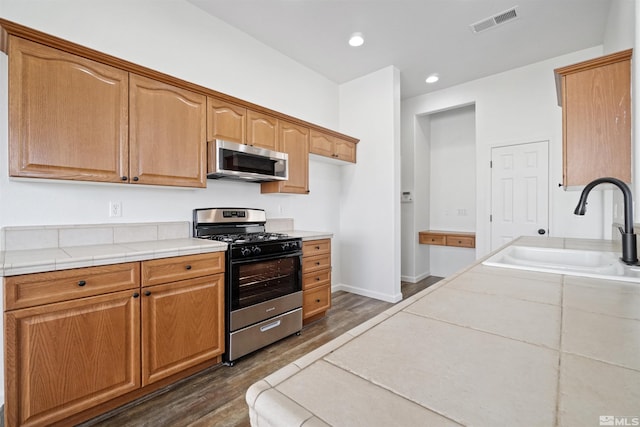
top-left (187, 0), bottom-right (613, 99)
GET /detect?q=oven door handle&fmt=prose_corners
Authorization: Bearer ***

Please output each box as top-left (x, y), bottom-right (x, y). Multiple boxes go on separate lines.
top-left (259, 320), bottom-right (282, 332)
top-left (229, 250), bottom-right (302, 265)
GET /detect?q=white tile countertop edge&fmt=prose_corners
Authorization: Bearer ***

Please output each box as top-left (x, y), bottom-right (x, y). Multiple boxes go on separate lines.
top-left (0, 221), bottom-right (333, 277)
top-left (246, 236), bottom-right (640, 427)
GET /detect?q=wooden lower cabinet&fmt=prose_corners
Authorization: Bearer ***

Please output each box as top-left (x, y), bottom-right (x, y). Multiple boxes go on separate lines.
top-left (5, 290), bottom-right (141, 427)
top-left (142, 274), bottom-right (224, 386)
top-left (301, 239), bottom-right (332, 324)
top-left (4, 253), bottom-right (225, 427)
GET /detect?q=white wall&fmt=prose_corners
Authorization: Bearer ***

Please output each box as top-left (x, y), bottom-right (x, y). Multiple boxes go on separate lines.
top-left (338, 66), bottom-right (402, 302)
top-left (402, 46), bottom-right (608, 281)
top-left (428, 105), bottom-right (476, 231)
top-left (427, 105), bottom-right (477, 277)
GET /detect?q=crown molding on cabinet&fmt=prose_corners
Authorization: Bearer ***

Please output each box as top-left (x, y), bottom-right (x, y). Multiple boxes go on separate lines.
top-left (0, 18), bottom-right (358, 145)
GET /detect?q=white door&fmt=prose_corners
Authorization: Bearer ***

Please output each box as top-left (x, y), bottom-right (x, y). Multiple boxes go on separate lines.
top-left (491, 141), bottom-right (549, 250)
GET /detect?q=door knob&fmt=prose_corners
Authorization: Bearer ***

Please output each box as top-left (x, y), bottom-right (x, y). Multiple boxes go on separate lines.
top-left (538, 229), bottom-right (546, 235)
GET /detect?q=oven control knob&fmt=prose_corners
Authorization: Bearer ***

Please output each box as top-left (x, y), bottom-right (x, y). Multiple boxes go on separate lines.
top-left (281, 242), bottom-right (290, 250)
top-left (252, 246), bottom-right (262, 255)
top-left (241, 247), bottom-right (252, 257)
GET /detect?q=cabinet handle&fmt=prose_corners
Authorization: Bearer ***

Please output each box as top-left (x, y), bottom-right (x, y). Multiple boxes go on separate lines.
top-left (315, 298), bottom-right (321, 303)
top-left (144, 291), bottom-right (151, 296)
top-left (316, 277), bottom-right (321, 281)
top-left (77, 280), bottom-right (86, 287)
top-left (458, 240), bottom-right (462, 244)
top-left (315, 246), bottom-right (320, 250)
top-left (133, 292), bottom-right (140, 298)
top-left (121, 176), bottom-right (128, 181)
top-left (316, 262), bottom-right (320, 265)
top-left (132, 176), bottom-right (139, 182)
top-left (185, 265), bottom-right (192, 270)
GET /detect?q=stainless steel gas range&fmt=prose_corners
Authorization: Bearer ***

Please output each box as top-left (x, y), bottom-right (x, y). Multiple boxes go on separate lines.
top-left (193, 208), bottom-right (302, 365)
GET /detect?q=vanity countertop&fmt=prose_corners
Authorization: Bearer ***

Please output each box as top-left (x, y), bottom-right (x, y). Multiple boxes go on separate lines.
top-left (246, 236), bottom-right (640, 426)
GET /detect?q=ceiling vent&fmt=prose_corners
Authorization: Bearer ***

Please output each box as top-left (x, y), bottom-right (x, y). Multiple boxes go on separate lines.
top-left (470, 6), bottom-right (519, 33)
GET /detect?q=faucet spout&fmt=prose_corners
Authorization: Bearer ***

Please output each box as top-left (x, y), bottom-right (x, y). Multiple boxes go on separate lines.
top-left (574, 177), bottom-right (637, 265)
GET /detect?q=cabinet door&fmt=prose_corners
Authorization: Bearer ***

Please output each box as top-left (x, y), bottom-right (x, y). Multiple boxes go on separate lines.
top-left (563, 59), bottom-right (631, 185)
top-left (8, 36), bottom-right (129, 182)
top-left (141, 274), bottom-right (224, 386)
top-left (5, 290), bottom-right (140, 427)
top-left (261, 121), bottom-right (309, 194)
top-left (334, 137), bottom-right (357, 163)
top-left (247, 110), bottom-right (278, 150)
top-left (207, 97), bottom-right (246, 144)
top-left (309, 130), bottom-right (334, 158)
top-left (129, 74), bottom-right (207, 188)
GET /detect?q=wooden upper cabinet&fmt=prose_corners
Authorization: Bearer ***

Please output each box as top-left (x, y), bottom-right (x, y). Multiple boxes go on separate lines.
top-left (129, 74), bottom-right (207, 188)
top-left (247, 110), bottom-right (279, 150)
top-left (310, 130), bottom-right (356, 163)
top-left (309, 130), bottom-right (334, 157)
top-left (8, 36), bottom-right (129, 182)
top-left (261, 121), bottom-right (309, 194)
top-left (206, 97), bottom-right (246, 144)
top-left (334, 136), bottom-right (357, 162)
top-left (555, 49), bottom-right (632, 186)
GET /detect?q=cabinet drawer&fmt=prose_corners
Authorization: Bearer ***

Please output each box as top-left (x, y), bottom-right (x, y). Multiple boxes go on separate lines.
top-left (418, 233), bottom-right (446, 246)
top-left (302, 239), bottom-right (331, 256)
top-left (446, 235), bottom-right (475, 248)
top-left (303, 284), bottom-right (331, 319)
top-left (142, 252), bottom-right (224, 286)
top-left (302, 254), bottom-right (331, 274)
top-left (5, 262), bottom-right (140, 310)
top-left (303, 269), bottom-right (331, 290)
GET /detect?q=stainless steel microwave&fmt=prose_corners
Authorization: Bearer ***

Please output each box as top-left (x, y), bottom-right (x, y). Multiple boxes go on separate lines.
top-left (207, 140), bottom-right (288, 182)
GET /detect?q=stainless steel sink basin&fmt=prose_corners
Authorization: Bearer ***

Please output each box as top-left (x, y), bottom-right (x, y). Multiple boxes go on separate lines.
top-left (482, 245), bottom-right (640, 283)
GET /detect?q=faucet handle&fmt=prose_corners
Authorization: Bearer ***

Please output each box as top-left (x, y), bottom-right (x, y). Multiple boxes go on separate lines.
top-left (619, 226), bottom-right (626, 235)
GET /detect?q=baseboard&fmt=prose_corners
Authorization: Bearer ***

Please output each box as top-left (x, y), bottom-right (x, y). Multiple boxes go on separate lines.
top-left (400, 271), bottom-right (431, 283)
top-left (332, 283), bottom-right (402, 303)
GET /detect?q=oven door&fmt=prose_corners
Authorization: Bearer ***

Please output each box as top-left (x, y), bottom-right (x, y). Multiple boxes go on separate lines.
top-left (228, 251), bottom-right (302, 329)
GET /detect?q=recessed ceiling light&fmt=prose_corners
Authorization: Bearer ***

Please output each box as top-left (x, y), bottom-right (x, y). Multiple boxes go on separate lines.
top-left (425, 74), bottom-right (439, 84)
top-left (349, 32), bottom-right (364, 47)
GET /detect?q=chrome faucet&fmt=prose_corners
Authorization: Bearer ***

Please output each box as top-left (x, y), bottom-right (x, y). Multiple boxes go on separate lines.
top-left (574, 177), bottom-right (638, 265)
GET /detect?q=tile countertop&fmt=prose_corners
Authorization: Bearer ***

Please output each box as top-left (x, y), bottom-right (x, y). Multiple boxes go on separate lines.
top-left (246, 236), bottom-right (640, 427)
top-left (0, 222), bottom-right (333, 277)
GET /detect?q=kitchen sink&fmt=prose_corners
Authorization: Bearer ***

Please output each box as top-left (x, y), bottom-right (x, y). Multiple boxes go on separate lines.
top-left (482, 245), bottom-right (640, 283)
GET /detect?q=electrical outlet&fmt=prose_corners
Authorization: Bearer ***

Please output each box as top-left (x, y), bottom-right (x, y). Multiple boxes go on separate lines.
top-left (109, 201), bottom-right (122, 217)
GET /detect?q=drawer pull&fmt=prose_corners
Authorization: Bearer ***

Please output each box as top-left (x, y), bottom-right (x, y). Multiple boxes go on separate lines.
top-left (315, 298), bottom-right (321, 303)
top-left (144, 291), bottom-right (151, 296)
top-left (316, 262), bottom-right (320, 265)
top-left (260, 320), bottom-right (281, 332)
top-left (77, 280), bottom-right (87, 287)
top-left (315, 246), bottom-right (320, 249)
top-left (185, 265), bottom-right (192, 270)
top-left (133, 292), bottom-right (140, 298)
top-left (316, 277), bottom-right (321, 281)
top-left (458, 240), bottom-right (462, 244)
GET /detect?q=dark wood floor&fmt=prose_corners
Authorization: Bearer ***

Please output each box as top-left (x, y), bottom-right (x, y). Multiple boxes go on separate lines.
top-left (80, 277), bottom-right (441, 427)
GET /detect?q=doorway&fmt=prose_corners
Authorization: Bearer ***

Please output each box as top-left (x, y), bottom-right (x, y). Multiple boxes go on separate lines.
top-left (490, 141), bottom-right (549, 250)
